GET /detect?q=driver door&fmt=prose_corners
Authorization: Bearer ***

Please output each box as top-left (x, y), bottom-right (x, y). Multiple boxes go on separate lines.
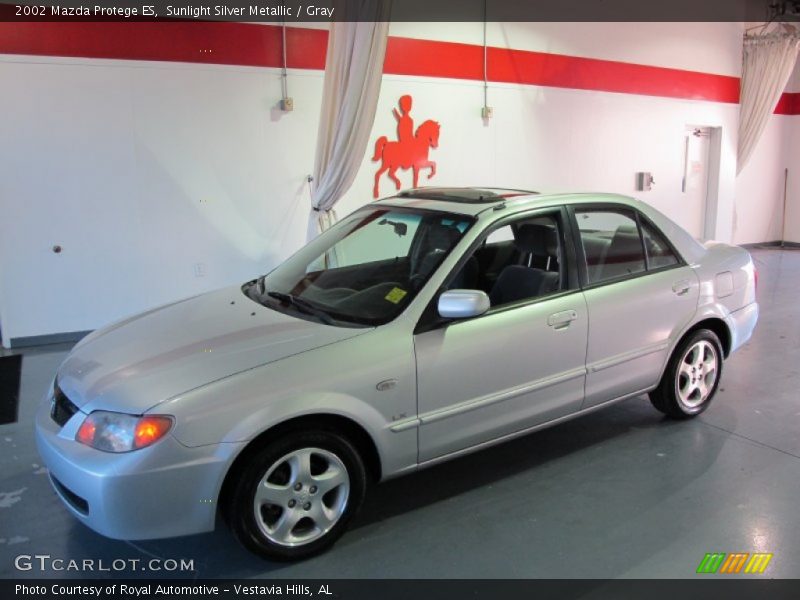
top-left (413, 209), bottom-right (588, 463)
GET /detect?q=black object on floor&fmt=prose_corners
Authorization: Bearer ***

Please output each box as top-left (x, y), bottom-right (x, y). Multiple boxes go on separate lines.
top-left (0, 354), bottom-right (23, 425)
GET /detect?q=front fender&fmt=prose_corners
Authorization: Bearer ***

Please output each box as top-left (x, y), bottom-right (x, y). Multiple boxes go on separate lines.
top-left (156, 325), bottom-right (418, 480)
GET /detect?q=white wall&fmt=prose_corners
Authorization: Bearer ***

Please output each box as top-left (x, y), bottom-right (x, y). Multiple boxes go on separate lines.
top-left (783, 62), bottom-right (800, 243)
top-left (341, 23), bottom-right (746, 242)
top-left (0, 57), bottom-right (323, 345)
top-left (732, 57), bottom-right (800, 245)
top-left (733, 116), bottom-right (792, 244)
top-left (341, 75), bottom-right (739, 245)
top-left (2, 21), bottom-right (795, 346)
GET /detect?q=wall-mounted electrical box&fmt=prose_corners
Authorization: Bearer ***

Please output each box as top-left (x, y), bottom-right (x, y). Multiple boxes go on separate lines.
top-left (280, 97), bottom-right (294, 112)
top-left (636, 172), bottom-right (655, 191)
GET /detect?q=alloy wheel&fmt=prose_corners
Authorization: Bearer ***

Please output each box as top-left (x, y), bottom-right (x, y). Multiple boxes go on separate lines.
top-left (253, 447), bottom-right (350, 547)
top-left (675, 340), bottom-right (719, 408)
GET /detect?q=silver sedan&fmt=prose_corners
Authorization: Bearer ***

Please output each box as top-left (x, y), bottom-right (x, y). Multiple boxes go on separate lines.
top-left (36, 188), bottom-right (758, 560)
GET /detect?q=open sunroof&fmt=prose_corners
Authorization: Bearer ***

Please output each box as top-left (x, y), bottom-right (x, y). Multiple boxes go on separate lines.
top-left (397, 187), bottom-right (538, 204)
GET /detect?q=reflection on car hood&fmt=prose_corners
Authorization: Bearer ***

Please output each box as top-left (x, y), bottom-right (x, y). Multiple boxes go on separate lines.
top-left (56, 285), bottom-right (369, 414)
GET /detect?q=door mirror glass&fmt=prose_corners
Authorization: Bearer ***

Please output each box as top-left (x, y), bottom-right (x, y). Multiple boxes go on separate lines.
top-left (438, 289), bottom-right (491, 319)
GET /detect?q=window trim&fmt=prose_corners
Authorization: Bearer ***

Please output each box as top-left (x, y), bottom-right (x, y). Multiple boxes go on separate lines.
top-left (637, 212), bottom-right (685, 274)
top-left (414, 205), bottom-right (580, 334)
top-left (566, 203), bottom-right (686, 291)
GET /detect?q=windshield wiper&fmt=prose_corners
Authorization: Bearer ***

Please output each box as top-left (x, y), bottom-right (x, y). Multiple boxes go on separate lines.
top-left (266, 291), bottom-right (336, 326)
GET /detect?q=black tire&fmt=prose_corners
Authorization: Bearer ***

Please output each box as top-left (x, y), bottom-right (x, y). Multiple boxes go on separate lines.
top-left (649, 329), bottom-right (724, 419)
top-left (224, 429), bottom-right (367, 561)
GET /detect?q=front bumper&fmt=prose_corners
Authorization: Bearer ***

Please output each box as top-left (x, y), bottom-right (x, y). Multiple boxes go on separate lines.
top-left (35, 394), bottom-right (245, 540)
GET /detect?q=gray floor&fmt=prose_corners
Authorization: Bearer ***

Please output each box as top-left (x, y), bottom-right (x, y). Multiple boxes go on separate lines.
top-left (1, 247), bottom-right (798, 579)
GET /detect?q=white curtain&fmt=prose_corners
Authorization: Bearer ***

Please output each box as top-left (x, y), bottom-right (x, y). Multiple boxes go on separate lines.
top-left (308, 0), bottom-right (391, 239)
top-left (737, 32), bottom-right (800, 174)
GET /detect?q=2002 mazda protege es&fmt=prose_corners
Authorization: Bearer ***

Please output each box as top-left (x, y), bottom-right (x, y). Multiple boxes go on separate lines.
top-left (36, 188), bottom-right (758, 560)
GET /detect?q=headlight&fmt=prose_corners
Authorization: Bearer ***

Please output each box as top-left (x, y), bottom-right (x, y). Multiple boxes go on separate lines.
top-left (75, 411), bottom-right (173, 452)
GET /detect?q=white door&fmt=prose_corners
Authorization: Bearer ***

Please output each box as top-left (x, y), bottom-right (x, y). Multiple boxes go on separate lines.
top-left (679, 127), bottom-right (711, 240)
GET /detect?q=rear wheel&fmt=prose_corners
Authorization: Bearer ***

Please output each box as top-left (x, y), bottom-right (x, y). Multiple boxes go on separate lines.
top-left (225, 430), bottom-right (366, 561)
top-left (649, 329), bottom-right (723, 419)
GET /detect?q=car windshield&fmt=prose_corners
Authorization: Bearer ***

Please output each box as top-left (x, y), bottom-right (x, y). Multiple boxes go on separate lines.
top-left (243, 206), bottom-right (474, 327)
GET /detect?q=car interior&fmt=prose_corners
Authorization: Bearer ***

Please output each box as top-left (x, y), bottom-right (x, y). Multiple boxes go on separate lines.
top-left (445, 215), bottom-right (563, 307)
top-left (580, 223), bottom-right (646, 283)
top-left (292, 207), bottom-right (681, 325)
top-left (285, 213), bottom-right (475, 323)
top-left (576, 210), bottom-right (680, 284)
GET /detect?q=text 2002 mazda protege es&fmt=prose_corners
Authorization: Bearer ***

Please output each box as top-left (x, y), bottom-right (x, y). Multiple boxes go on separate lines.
top-left (36, 188), bottom-right (758, 560)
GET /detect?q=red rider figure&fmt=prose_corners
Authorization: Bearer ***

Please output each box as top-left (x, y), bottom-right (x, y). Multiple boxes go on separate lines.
top-left (393, 95), bottom-right (414, 144)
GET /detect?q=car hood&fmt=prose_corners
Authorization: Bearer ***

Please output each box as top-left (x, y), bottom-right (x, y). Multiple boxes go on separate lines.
top-left (56, 285), bottom-right (370, 414)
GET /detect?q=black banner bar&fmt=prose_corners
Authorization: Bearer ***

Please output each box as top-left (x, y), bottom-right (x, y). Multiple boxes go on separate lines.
top-left (5, 579), bottom-right (800, 600)
top-left (2, 0), bottom-right (796, 23)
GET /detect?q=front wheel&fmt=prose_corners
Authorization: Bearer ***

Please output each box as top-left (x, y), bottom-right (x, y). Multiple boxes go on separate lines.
top-left (224, 430), bottom-right (366, 561)
top-left (649, 329), bottom-right (723, 419)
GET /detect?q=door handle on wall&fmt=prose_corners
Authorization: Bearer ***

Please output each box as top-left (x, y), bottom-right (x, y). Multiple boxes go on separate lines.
top-left (672, 280), bottom-right (691, 296)
top-left (547, 310), bottom-right (577, 330)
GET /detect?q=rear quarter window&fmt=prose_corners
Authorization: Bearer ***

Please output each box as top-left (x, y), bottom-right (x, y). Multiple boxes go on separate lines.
top-left (641, 221), bottom-right (680, 269)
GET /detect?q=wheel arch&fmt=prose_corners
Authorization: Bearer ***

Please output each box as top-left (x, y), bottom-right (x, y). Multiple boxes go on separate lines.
top-left (217, 413), bottom-right (382, 516)
top-left (655, 316), bottom-right (732, 386)
top-left (684, 317), bottom-right (732, 358)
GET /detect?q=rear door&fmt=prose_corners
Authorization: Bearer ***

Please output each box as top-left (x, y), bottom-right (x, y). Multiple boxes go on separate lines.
top-left (570, 205), bottom-right (699, 408)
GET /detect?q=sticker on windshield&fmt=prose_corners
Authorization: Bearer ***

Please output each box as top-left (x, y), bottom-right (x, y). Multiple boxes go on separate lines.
top-left (385, 287), bottom-right (408, 304)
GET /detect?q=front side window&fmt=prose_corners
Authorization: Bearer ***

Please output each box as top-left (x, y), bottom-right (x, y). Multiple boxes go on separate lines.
top-left (575, 209), bottom-right (645, 284)
top-left (446, 212), bottom-right (565, 309)
top-left (244, 207), bottom-right (473, 327)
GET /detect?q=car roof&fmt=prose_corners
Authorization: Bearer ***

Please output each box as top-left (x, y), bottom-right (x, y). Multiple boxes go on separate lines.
top-left (374, 187), bottom-right (643, 217)
top-left (372, 186), bottom-right (708, 266)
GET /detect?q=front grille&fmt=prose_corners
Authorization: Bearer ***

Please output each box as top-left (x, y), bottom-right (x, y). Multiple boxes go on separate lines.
top-left (50, 475), bottom-right (89, 515)
top-left (51, 384), bottom-right (79, 427)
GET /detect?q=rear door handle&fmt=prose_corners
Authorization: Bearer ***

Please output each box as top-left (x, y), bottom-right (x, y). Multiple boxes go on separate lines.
top-left (672, 280), bottom-right (691, 296)
top-left (548, 310), bottom-right (577, 330)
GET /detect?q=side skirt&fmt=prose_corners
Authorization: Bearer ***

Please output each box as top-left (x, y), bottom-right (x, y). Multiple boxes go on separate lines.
top-left (382, 386), bottom-right (654, 480)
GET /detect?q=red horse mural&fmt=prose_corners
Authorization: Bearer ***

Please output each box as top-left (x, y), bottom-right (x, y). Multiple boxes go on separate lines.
top-left (372, 95), bottom-right (440, 198)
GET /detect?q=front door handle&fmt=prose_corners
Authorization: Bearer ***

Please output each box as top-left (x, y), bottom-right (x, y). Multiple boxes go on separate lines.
top-left (672, 280), bottom-right (691, 296)
top-left (548, 310), bottom-right (577, 330)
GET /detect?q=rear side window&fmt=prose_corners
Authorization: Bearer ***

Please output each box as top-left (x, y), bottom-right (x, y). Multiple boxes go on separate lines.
top-left (641, 221), bottom-right (680, 269)
top-left (575, 209), bottom-right (645, 284)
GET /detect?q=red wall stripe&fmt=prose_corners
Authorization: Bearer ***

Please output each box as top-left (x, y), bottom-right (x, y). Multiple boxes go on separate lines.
top-left (0, 21), bottom-right (798, 115)
top-left (774, 92), bottom-right (800, 115)
top-left (384, 36), bottom-right (485, 80)
top-left (488, 46), bottom-right (740, 103)
top-left (0, 21), bottom-right (326, 68)
top-left (384, 36), bottom-right (740, 104)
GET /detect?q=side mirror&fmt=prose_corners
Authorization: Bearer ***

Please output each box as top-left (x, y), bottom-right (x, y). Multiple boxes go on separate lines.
top-left (438, 289), bottom-right (490, 319)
